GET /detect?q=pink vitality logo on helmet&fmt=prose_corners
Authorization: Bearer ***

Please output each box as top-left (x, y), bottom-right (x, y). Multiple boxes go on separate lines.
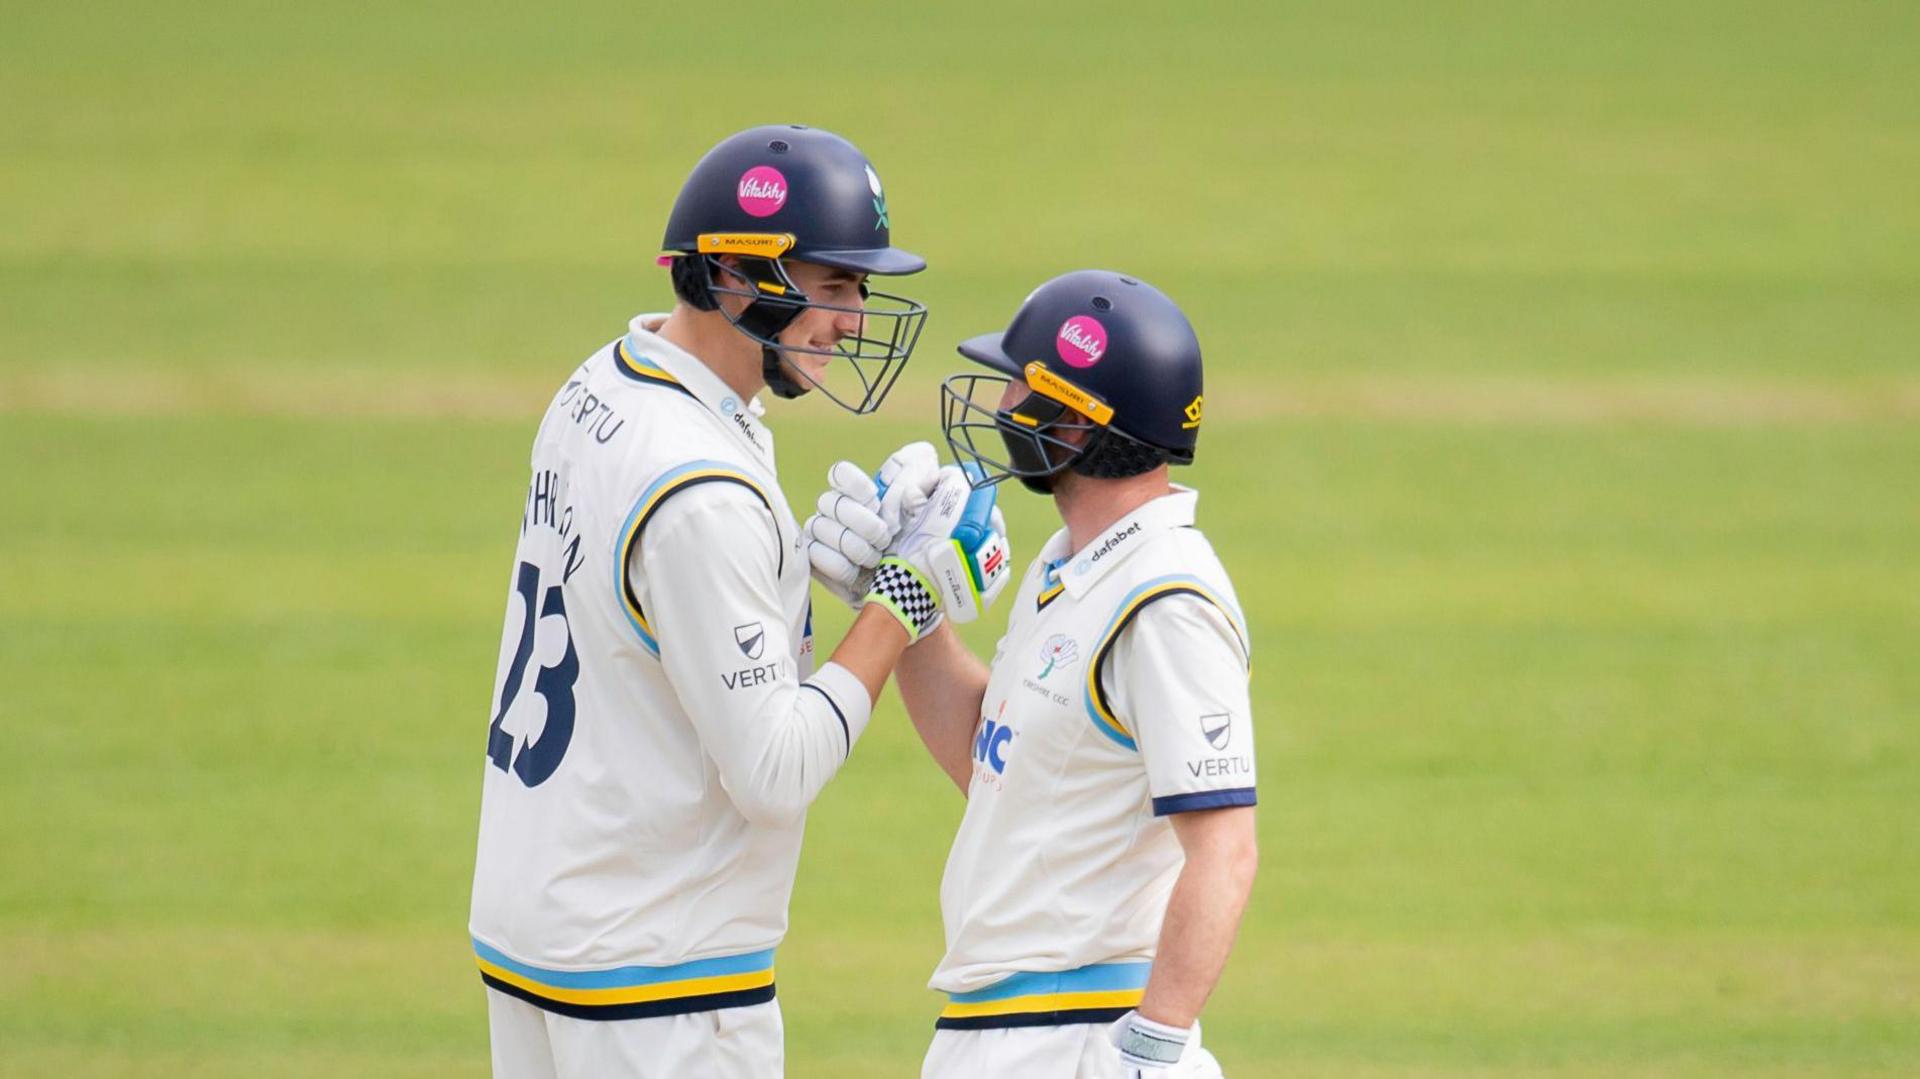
top-left (736, 166), bottom-right (789, 217)
top-left (1055, 315), bottom-right (1108, 368)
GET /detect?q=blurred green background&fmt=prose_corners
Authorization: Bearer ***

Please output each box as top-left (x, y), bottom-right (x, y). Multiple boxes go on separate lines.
top-left (3, 1), bottom-right (1916, 1076)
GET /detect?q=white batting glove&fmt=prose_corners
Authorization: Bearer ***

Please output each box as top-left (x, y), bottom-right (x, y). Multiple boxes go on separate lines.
top-left (872, 441), bottom-right (941, 533)
top-left (1108, 1012), bottom-right (1223, 1077)
top-left (932, 503), bottom-right (1010, 625)
top-left (865, 468), bottom-right (1016, 639)
top-left (803, 469), bottom-right (890, 609)
top-left (864, 467), bottom-right (974, 641)
top-left (803, 443), bottom-right (942, 609)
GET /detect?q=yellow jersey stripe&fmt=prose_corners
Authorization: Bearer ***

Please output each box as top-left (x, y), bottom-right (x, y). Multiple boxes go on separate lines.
top-left (614, 337), bottom-right (685, 386)
top-left (939, 988), bottom-right (1145, 1019)
top-left (1084, 577), bottom-right (1248, 748)
top-left (615, 463), bottom-right (774, 652)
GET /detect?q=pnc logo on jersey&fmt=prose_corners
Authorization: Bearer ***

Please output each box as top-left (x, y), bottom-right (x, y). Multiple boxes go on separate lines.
top-left (737, 166), bottom-right (789, 217)
top-left (973, 715), bottom-right (1016, 775)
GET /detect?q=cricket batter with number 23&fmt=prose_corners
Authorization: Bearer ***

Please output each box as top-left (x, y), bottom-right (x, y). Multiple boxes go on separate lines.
top-left (468, 124), bottom-right (1000, 1078)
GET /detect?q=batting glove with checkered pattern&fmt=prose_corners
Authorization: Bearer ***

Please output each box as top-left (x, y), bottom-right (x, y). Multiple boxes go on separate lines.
top-left (864, 467), bottom-right (1012, 640)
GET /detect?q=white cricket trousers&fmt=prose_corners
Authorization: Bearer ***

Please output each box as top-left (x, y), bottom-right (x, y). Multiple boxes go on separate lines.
top-left (487, 987), bottom-right (783, 1078)
top-left (922, 1023), bottom-right (1222, 1078)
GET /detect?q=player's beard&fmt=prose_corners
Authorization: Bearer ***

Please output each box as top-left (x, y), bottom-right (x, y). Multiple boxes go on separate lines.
top-left (999, 424), bottom-right (1070, 495)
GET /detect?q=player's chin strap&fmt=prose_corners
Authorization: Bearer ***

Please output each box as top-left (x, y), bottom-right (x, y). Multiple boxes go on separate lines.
top-left (709, 256), bottom-right (812, 400)
top-left (760, 347), bottom-right (808, 399)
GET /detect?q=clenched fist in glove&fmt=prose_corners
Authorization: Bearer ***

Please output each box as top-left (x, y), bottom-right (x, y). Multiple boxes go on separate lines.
top-left (803, 442), bottom-right (942, 608)
top-left (864, 465), bottom-right (1013, 642)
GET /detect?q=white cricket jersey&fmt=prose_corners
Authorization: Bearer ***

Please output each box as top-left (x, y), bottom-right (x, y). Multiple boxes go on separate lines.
top-left (929, 487), bottom-right (1254, 1030)
top-left (469, 314), bottom-right (873, 1021)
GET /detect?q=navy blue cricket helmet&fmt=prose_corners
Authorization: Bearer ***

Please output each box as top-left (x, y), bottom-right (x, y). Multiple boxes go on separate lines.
top-left (941, 270), bottom-right (1205, 492)
top-left (660, 125), bottom-right (927, 413)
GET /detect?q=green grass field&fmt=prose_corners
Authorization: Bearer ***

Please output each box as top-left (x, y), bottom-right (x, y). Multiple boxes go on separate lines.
top-left (3, 2), bottom-right (1916, 1075)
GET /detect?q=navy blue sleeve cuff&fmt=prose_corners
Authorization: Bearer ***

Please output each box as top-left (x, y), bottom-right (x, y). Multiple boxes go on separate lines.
top-left (800, 682), bottom-right (851, 756)
top-left (1151, 787), bottom-right (1257, 816)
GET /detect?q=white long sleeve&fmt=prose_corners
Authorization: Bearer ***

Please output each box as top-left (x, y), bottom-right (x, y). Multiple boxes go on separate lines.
top-left (635, 482), bottom-right (872, 829)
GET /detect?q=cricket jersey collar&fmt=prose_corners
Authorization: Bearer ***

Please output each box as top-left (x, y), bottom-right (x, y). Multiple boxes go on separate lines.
top-left (1054, 485), bottom-right (1200, 598)
top-left (624, 313), bottom-right (775, 468)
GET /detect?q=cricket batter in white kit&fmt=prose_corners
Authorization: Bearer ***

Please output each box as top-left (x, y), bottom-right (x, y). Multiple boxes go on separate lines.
top-left (468, 125), bottom-right (1009, 1078)
top-left (811, 271), bottom-right (1258, 1077)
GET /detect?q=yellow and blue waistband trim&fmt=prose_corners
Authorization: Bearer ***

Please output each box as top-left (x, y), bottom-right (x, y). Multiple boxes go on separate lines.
top-left (935, 961), bottom-right (1150, 1030)
top-left (474, 939), bottom-right (776, 1021)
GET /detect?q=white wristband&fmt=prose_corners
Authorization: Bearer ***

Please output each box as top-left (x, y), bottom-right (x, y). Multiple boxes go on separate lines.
top-left (1112, 1010), bottom-right (1189, 1067)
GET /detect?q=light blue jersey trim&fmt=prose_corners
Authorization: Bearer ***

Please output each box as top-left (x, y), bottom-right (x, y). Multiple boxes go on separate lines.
top-left (612, 459), bottom-right (770, 657)
top-left (947, 961), bottom-right (1153, 1005)
top-left (614, 335), bottom-right (690, 392)
top-left (1082, 574), bottom-right (1249, 751)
